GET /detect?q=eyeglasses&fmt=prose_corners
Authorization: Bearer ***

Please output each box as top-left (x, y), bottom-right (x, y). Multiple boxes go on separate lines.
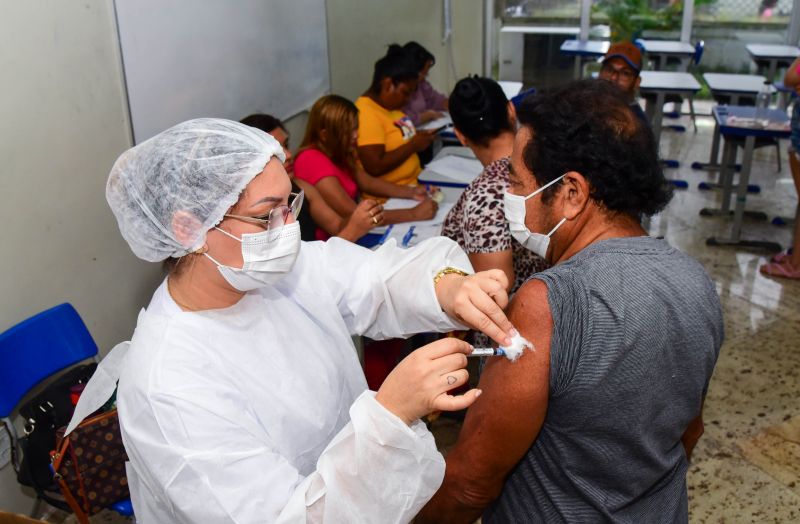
top-left (600, 63), bottom-right (637, 81)
top-left (224, 191), bottom-right (304, 237)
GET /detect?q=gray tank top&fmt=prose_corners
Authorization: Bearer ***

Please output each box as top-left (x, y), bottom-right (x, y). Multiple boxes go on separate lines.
top-left (485, 236), bottom-right (723, 523)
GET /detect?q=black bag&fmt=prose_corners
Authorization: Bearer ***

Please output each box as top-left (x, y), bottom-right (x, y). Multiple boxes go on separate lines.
top-left (15, 363), bottom-right (97, 510)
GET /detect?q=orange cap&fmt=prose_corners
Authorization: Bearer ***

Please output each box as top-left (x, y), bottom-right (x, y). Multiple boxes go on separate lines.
top-left (603, 41), bottom-right (643, 72)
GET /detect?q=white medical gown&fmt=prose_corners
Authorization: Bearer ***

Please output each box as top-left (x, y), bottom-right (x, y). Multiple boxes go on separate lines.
top-left (113, 237), bottom-right (472, 523)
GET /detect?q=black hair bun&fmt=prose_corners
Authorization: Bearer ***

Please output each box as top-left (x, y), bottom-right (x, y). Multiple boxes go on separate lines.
top-left (453, 77), bottom-right (488, 113)
top-left (448, 76), bottom-right (512, 147)
top-left (386, 44), bottom-right (405, 57)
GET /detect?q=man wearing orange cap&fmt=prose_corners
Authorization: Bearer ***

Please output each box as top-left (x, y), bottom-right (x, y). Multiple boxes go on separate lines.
top-left (598, 41), bottom-right (649, 127)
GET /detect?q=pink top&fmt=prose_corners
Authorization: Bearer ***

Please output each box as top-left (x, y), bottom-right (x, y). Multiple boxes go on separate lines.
top-left (402, 79), bottom-right (448, 126)
top-left (293, 147), bottom-right (359, 240)
top-left (293, 148), bottom-right (358, 199)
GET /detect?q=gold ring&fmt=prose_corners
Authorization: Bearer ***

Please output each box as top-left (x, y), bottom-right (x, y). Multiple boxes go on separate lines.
top-left (372, 216), bottom-right (378, 225)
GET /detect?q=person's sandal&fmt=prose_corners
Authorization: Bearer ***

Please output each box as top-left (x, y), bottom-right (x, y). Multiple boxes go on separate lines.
top-left (760, 260), bottom-right (800, 280)
top-left (771, 247), bottom-right (794, 263)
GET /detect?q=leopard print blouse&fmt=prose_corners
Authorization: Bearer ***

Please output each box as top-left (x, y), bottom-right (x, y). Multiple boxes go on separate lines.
top-left (441, 156), bottom-right (549, 296)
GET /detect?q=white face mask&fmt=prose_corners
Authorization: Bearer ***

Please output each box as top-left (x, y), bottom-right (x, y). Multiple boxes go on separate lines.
top-left (503, 173), bottom-right (568, 259)
top-left (204, 221), bottom-right (301, 291)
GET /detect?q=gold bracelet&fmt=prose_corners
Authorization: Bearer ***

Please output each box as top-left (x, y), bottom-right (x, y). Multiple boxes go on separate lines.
top-left (433, 266), bottom-right (469, 285)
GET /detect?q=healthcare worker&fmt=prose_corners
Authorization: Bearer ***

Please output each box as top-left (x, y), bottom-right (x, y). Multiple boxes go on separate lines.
top-left (85, 119), bottom-right (514, 523)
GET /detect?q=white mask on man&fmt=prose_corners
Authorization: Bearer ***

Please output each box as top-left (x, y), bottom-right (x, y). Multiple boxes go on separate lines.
top-left (503, 173), bottom-right (567, 259)
top-left (204, 221), bottom-right (301, 291)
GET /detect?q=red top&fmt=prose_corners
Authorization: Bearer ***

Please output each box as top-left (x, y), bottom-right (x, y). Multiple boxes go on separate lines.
top-left (294, 148), bottom-right (358, 199)
top-left (293, 148), bottom-right (359, 240)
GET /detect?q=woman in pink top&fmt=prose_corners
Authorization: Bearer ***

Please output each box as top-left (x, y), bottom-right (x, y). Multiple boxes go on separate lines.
top-left (295, 95), bottom-right (438, 240)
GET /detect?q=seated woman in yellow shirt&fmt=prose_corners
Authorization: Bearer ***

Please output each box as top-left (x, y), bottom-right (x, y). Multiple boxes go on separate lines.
top-left (356, 44), bottom-right (437, 197)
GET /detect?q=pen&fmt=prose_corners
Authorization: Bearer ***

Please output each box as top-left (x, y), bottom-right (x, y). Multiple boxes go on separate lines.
top-left (377, 224), bottom-right (394, 245)
top-left (468, 347), bottom-right (507, 358)
top-left (402, 226), bottom-right (416, 247)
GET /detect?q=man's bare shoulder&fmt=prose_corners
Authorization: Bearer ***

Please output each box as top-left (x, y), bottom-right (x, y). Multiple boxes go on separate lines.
top-left (508, 277), bottom-right (551, 330)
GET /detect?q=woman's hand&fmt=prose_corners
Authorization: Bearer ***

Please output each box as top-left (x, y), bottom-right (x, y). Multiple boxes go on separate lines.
top-left (435, 269), bottom-right (514, 347)
top-left (375, 338), bottom-right (480, 425)
top-left (410, 130), bottom-right (437, 152)
top-left (338, 199), bottom-right (383, 241)
top-left (411, 198), bottom-right (438, 221)
top-left (408, 185), bottom-right (429, 201)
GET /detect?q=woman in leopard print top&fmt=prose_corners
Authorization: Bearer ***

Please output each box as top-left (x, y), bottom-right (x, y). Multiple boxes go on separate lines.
top-left (441, 77), bottom-right (548, 299)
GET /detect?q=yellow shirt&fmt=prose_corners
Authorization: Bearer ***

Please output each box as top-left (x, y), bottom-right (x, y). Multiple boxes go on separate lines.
top-left (355, 96), bottom-right (421, 200)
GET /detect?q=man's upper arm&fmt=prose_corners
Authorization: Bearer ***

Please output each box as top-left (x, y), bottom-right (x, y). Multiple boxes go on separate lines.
top-left (417, 278), bottom-right (552, 522)
top-left (457, 278), bottom-right (551, 490)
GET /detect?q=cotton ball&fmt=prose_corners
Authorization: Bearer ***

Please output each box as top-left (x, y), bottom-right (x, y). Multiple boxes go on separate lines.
top-left (502, 332), bottom-right (533, 362)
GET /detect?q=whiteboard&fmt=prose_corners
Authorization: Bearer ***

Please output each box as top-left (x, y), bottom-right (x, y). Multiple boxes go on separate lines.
top-left (115, 0), bottom-right (330, 143)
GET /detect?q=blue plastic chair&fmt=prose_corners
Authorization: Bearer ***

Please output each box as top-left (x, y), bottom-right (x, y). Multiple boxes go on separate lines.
top-left (511, 87), bottom-right (537, 109)
top-left (693, 40), bottom-right (705, 66)
top-left (0, 303), bottom-right (98, 420)
top-left (0, 304), bottom-right (133, 518)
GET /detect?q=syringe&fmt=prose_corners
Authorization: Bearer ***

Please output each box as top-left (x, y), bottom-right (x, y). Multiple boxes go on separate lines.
top-left (468, 347), bottom-right (506, 358)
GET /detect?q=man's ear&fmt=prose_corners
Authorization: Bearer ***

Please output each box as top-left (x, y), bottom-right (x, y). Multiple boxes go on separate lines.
top-left (559, 171), bottom-right (591, 220)
top-left (453, 128), bottom-right (469, 147)
top-left (171, 210), bottom-right (205, 250)
top-left (507, 101), bottom-right (518, 128)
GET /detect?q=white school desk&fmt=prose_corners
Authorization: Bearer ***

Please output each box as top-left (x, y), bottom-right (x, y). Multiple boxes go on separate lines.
top-left (692, 73), bottom-right (769, 173)
top-left (559, 40), bottom-right (609, 79)
top-left (705, 106), bottom-right (790, 253)
top-left (639, 71), bottom-right (701, 182)
top-left (638, 40), bottom-right (695, 70)
top-left (746, 44), bottom-right (799, 83)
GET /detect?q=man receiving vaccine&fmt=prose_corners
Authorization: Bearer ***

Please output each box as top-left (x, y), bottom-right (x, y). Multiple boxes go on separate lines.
top-left (418, 80), bottom-right (723, 524)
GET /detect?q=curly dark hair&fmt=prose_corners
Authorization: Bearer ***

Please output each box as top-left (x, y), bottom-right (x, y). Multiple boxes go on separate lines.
top-left (517, 79), bottom-right (672, 219)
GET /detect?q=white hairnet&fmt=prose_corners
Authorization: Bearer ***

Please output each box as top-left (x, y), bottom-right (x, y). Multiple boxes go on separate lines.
top-left (107, 118), bottom-right (285, 262)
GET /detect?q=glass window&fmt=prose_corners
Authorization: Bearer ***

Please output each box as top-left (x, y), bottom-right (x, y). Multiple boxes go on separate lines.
top-left (696, 0), bottom-right (791, 25)
top-left (590, 1), bottom-right (685, 41)
top-left (694, 1), bottom-right (792, 77)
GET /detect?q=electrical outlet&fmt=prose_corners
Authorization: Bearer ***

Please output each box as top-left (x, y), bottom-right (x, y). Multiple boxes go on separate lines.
top-left (0, 426), bottom-right (11, 469)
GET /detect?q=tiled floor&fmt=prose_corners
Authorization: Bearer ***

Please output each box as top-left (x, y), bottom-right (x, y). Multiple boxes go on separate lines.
top-left (431, 101), bottom-right (800, 523)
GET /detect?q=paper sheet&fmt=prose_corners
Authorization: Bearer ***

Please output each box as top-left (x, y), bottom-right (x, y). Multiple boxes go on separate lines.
top-left (371, 197), bottom-right (455, 246)
top-left (417, 112), bottom-right (453, 131)
top-left (424, 155), bottom-right (484, 183)
top-left (726, 115), bottom-right (790, 132)
top-left (378, 198), bottom-right (454, 227)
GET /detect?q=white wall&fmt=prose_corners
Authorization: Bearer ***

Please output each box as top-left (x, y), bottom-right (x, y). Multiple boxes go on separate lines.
top-left (326, 0), bottom-right (484, 100)
top-left (0, 0), bottom-right (162, 513)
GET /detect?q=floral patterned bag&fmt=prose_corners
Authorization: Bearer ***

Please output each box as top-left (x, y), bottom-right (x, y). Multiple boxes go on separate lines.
top-left (50, 409), bottom-right (129, 524)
